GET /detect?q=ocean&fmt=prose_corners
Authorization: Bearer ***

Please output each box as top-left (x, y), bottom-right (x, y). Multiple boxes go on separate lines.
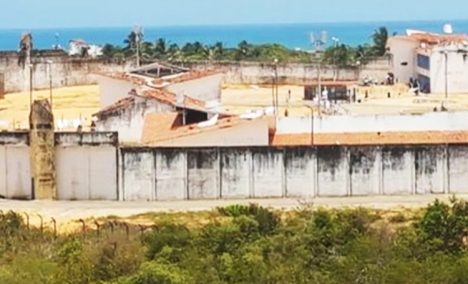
top-left (1, 20), bottom-right (468, 51)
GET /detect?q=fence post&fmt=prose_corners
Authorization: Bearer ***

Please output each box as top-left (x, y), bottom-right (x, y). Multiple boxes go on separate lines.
top-left (51, 217), bottom-right (57, 237)
top-left (37, 214), bottom-right (44, 233)
top-left (78, 219), bottom-right (86, 235)
top-left (94, 221), bottom-right (101, 240)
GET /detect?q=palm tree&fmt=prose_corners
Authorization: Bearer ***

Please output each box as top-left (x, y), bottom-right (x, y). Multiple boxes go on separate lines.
top-left (154, 38), bottom-right (167, 59)
top-left (372, 27), bottom-right (389, 56)
top-left (211, 42), bottom-right (224, 60)
top-left (167, 43), bottom-right (181, 62)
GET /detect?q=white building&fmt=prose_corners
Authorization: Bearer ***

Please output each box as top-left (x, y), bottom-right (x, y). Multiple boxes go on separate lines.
top-left (387, 30), bottom-right (468, 93)
top-left (96, 63), bottom-right (224, 108)
top-left (69, 39), bottom-right (103, 58)
top-left (93, 62), bottom-right (225, 143)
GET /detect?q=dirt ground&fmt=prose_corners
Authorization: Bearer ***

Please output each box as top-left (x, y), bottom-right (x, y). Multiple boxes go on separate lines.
top-left (0, 195), bottom-right (465, 234)
top-left (222, 83), bottom-right (468, 116)
top-left (2, 83), bottom-right (468, 131)
top-left (0, 85), bottom-right (100, 130)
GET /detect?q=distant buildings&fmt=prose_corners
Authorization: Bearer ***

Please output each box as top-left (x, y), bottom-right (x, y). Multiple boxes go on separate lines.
top-left (387, 29), bottom-right (468, 93)
top-left (69, 39), bottom-right (103, 58)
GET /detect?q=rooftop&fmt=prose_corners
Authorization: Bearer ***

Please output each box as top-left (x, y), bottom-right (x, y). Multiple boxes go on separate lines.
top-left (142, 114), bottom-right (263, 145)
top-left (93, 88), bottom-right (207, 119)
top-left (152, 69), bottom-right (222, 86)
top-left (98, 65), bottom-right (222, 88)
top-left (390, 31), bottom-right (468, 46)
top-left (271, 131), bottom-right (468, 146)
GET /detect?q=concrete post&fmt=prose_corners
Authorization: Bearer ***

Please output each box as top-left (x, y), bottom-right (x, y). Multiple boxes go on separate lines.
top-left (29, 99), bottom-right (56, 200)
top-left (248, 150), bottom-right (254, 198)
top-left (443, 145), bottom-right (450, 194)
top-left (376, 147), bottom-right (384, 195)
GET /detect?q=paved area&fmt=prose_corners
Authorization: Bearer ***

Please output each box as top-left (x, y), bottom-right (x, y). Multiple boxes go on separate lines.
top-left (0, 195), bottom-right (465, 223)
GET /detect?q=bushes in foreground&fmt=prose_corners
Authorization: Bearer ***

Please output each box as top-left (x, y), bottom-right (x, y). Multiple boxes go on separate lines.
top-left (0, 199), bottom-right (468, 283)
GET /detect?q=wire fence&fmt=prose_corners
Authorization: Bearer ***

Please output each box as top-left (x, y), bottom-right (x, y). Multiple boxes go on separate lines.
top-left (0, 210), bottom-right (153, 241)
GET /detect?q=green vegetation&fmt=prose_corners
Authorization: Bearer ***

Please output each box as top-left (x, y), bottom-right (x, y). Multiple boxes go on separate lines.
top-left (101, 27), bottom-right (391, 66)
top-left (2, 198), bottom-right (467, 283)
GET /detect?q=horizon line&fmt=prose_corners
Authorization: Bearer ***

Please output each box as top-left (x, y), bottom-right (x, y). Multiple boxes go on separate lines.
top-left (2, 18), bottom-right (467, 31)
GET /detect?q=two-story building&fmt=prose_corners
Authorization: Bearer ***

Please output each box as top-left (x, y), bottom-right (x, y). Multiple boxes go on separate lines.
top-left (387, 30), bottom-right (468, 93)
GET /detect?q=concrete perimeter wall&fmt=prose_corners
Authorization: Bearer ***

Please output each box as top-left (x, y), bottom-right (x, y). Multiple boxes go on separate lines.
top-left (120, 145), bottom-right (468, 201)
top-left (276, 112), bottom-right (468, 135)
top-left (0, 51), bottom-right (129, 93)
top-left (0, 132), bottom-right (118, 200)
top-left (2, 131), bottom-right (467, 201)
top-left (0, 132), bottom-right (31, 199)
top-left (191, 58), bottom-right (391, 85)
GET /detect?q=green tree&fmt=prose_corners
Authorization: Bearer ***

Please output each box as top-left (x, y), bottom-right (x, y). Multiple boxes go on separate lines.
top-left (371, 26), bottom-right (389, 56)
top-left (154, 38), bottom-right (167, 59)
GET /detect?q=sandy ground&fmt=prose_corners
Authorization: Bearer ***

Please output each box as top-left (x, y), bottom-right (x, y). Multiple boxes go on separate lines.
top-left (222, 84), bottom-right (468, 116)
top-left (0, 85), bottom-right (100, 130)
top-left (0, 195), bottom-right (465, 227)
top-left (2, 83), bottom-right (468, 131)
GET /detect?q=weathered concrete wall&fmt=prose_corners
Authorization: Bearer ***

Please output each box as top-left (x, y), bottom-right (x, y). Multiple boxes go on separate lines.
top-left (0, 132), bottom-right (118, 200)
top-left (277, 112), bottom-right (468, 135)
top-left (120, 144), bottom-right (468, 201)
top-left (167, 74), bottom-right (223, 102)
top-left (0, 51), bottom-right (129, 93)
top-left (96, 98), bottom-right (175, 143)
top-left (191, 59), bottom-right (390, 85)
top-left (2, 133), bottom-right (468, 201)
top-left (448, 145), bottom-right (468, 194)
top-left (55, 132), bottom-right (118, 200)
top-left (0, 132), bottom-right (31, 199)
top-left (30, 100), bottom-right (56, 200)
top-left (156, 119), bottom-right (270, 147)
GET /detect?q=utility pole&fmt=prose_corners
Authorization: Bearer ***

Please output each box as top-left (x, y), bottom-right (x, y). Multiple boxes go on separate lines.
top-left (444, 51), bottom-right (448, 107)
top-left (274, 58), bottom-right (279, 116)
top-left (29, 64), bottom-right (33, 110)
top-left (134, 26), bottom-right (142, 68)
top-left (310, 31), bottom-right (327, 117)
top-left (47, 60), bottom-right (53, 110)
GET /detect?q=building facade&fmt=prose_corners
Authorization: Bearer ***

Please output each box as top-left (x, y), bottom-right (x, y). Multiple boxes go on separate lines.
top-left (388, 31), bottom-right (468, 93)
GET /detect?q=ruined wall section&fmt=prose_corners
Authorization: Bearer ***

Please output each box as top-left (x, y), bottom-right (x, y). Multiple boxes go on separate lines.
top-left (0, 51), bottom-right (129, 93)
top-left (29, 100), bottom-right (56, 200)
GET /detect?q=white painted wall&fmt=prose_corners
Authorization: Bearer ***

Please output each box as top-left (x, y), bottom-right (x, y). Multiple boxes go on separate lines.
top-left (0, 145), bottom-right (31, 199)
top-left (388, 37), bottom-right (420, 84)
top-left (55, 146), bottom-right (117, 200)
top-left (96, 98), bottom-right (174, 143)
top-left (430, 48), bottom-right (468, 94)
top-left (166, 74), bottom-right (223, 102)
top-left (98, 76), bottom-right (137, 108)
top-left (276, 112), bottom-right (468, 135)
top-left (155, 119), bottom-right (269, 147)
top-left (120, 145), bottom-right (468, 201)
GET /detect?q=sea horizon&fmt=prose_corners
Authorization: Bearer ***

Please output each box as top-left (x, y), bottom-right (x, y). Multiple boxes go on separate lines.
top-left (1, 19), bottom-right (468, 51)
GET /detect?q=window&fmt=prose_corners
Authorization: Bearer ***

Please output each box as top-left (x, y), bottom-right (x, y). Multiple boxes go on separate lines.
top-left (417, 54), bottom-right (430, 70)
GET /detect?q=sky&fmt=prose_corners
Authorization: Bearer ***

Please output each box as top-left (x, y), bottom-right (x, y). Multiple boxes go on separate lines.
top-left (1, 0), bottom-right (467, 29)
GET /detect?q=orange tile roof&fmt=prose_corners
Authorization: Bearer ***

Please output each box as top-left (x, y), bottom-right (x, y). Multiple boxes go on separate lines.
top-left (142, 116), bottom-right (257, 145)
top-left (97, 72), bottom-right (148, 86)
top-left (94, 89), bottom-right (208, 119)
top-left (271, 131), bottom-right (468, 146)
top-left (407, 33), bottom-right (468, 45)
top-left (152, 69), bottom-right (222, 85)
top-left (141, 113), bottom-right (182, 144)
top-left (93, 97), bottom-right (135, 118)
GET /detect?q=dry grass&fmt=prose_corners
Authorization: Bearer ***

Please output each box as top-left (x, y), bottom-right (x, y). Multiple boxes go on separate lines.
top-left (0, 85), bottom-right (100, 130)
